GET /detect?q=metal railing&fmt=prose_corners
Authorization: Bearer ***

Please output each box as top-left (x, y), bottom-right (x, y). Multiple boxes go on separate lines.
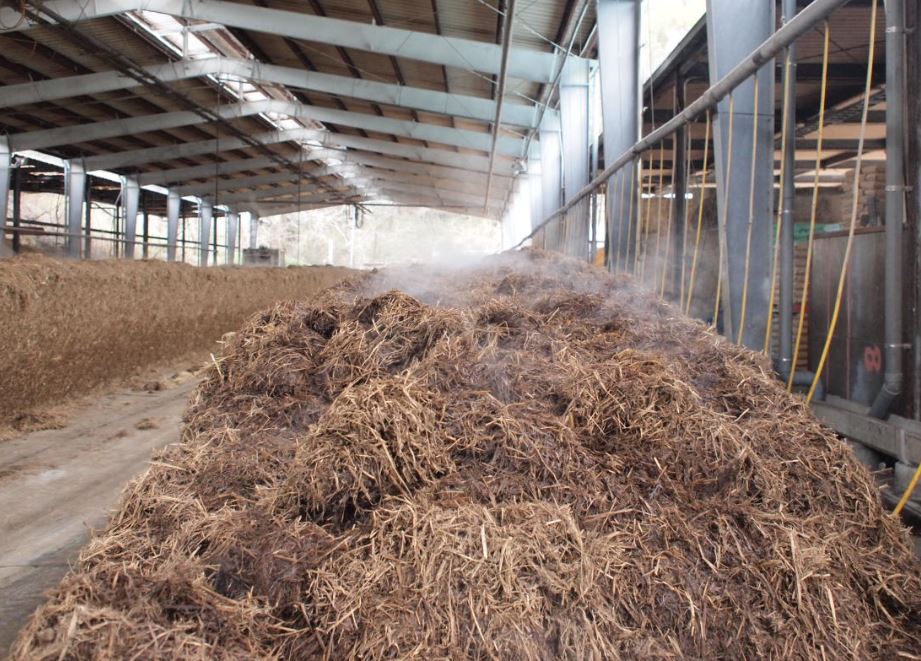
top-left (517, 0), bottom-right (852, 253)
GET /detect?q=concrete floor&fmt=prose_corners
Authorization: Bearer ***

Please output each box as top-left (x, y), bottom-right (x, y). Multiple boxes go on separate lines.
top-left (0, 378), bottom-right (199, 656)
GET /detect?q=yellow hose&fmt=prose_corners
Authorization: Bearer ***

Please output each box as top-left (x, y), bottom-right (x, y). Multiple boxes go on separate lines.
top-left (788, 23), bottom-right (831, 391)
top-left (807, 0), bottom-right (878, 403)
top-left (654, 143), bottom-right (667, 282)
top-left (737, 71), bottom-right (761, 345)
top-left (893, 462), bottom-right (921, 518)
top-left (764, 53), bottom-right (794, 353)
top-left (685, 111), bottom-right (711, 315)
top-left (623, 162), bottom-right (637, 272)
top-left (633, 159), bottom-right (645, 275)
top-left (714, 94), bottom-right (736, 331)
top-left (613, 168), bottom-right (626, 271)
top-left (646, 142), bottom-right (666, 282)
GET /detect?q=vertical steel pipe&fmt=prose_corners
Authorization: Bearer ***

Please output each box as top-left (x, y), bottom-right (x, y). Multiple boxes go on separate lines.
top-left (779, 0), bottom-right (798, 376)
top-left (11, 158), bottom-right (21, 254)
top-left (0, 137), bottom-right (10, 256)
top-left (870, 0), bottom-right (906, 418)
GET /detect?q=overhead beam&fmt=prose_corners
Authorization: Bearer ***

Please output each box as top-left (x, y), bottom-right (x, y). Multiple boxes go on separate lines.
top-left (137, 156), bottom-right (284, 187)
top-left (217, 185), bottom-right (351, 205)
top-left (0, 56), bottom-right (546, 129)
top-left (9, 100), bottom-right (524, 156)
top-left (3, 0), bottom-right (583, 84)
top-left (248, 179), bottom-right (506, 212)
top-left (175, 161), bottom-right (510, 199)
top-left (138, 155), bottom-right (512, 195)
top-left (175, 170), bottom-right (323, 196)
top-left (82, 128), bottom-right (517, 177)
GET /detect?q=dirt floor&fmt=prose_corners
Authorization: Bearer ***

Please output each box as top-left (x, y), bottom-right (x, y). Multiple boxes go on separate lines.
top-left (0, 373), bottom-right (200, 657)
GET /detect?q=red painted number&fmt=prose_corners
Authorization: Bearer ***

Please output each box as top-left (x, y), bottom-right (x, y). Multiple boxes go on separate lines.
top-left (864, 345), bottom-right (882, 374)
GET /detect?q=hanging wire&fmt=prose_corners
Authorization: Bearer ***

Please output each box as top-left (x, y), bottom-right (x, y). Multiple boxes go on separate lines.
top-left (765, 50), bottom-right (796, 354)
top-left (788, 22), bottom-right (832, 391)
top-left (714, 93), bottom-right (736, 331)
top-left (736, 69), bottom-right (761, 345)
top-left (806, 0), bottom-right (879, 403)
top-left (685, 110), bottom-right (711, 315)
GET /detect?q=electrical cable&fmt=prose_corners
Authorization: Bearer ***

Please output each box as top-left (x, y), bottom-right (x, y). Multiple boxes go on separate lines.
top-left (0, 0), bottom-right (27, 30)
top-left (737, 70), bottom-right (761, 345)
top-left (806, 0), bottom-right (878, 404)
top-left (685, 110), bottom-right (711, 315)
top-left (788, 22), bottom-right (831, 391)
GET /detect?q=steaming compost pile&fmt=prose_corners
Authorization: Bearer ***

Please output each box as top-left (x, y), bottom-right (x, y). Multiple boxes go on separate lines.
top-left (14, 250), bottom-right (921, 659)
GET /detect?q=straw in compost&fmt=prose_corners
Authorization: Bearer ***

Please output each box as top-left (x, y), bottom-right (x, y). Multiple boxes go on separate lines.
top-left (12, 249), bottom-right (921, 660)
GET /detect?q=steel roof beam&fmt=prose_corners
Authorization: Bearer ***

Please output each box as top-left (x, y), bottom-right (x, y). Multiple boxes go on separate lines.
top-left (9, 99), bottom-right (524, 156)
top-left (249, 180), bottom-right (505, 211)
top-left (176, 170), bottom-right (331, 196)
top-left (0, 56), bottom-right (545, 128)
top-left (216, 186), bottom-right (352, 205)
top-left (151, 152), bottom-right (513, 192)
top-left (175, 162), bottom-right (511, 199)
top-left (2, 0), bottom-right (583, 83)
top-left (81, 128), bottom-right (516, 177)
top-left (137, 156), bottom-right (283, 186)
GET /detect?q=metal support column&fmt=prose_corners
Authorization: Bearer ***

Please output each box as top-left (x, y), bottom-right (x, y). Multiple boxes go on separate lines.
top-left (227, 210), bottom-right (239, 265)
top-left (248, 213), bottom-right (259, 249)
top-left (65, 160), bottom-right (86, 258)
top-left (166, 188), bottom-right (180, 262)
top-left (528, 155), bottom-right (543, 232)
top-left (0, 137), bottom-right (10, 256)
top-left (870, 0), bottom-right (906, 418)
top-left (560, 57), bottom-right (591, 257)
top-left (596, 0), bottom-right (640, 270)
top-left (198, 198), bottom-right (213, 267)
top-left (122, 175), bottom-right (140, 258)
top-left (707, 0), bottom-right (775, 346)
top-left (539, 116), bottom-right (562, 246)
top-left (779, 0), bottom-right (798, 376)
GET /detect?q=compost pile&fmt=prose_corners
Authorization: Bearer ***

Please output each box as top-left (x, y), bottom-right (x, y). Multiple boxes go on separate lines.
top-left (14, 250), bottom-right (921, 659)
top-left (0, 255), bottom-right (351, 425)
